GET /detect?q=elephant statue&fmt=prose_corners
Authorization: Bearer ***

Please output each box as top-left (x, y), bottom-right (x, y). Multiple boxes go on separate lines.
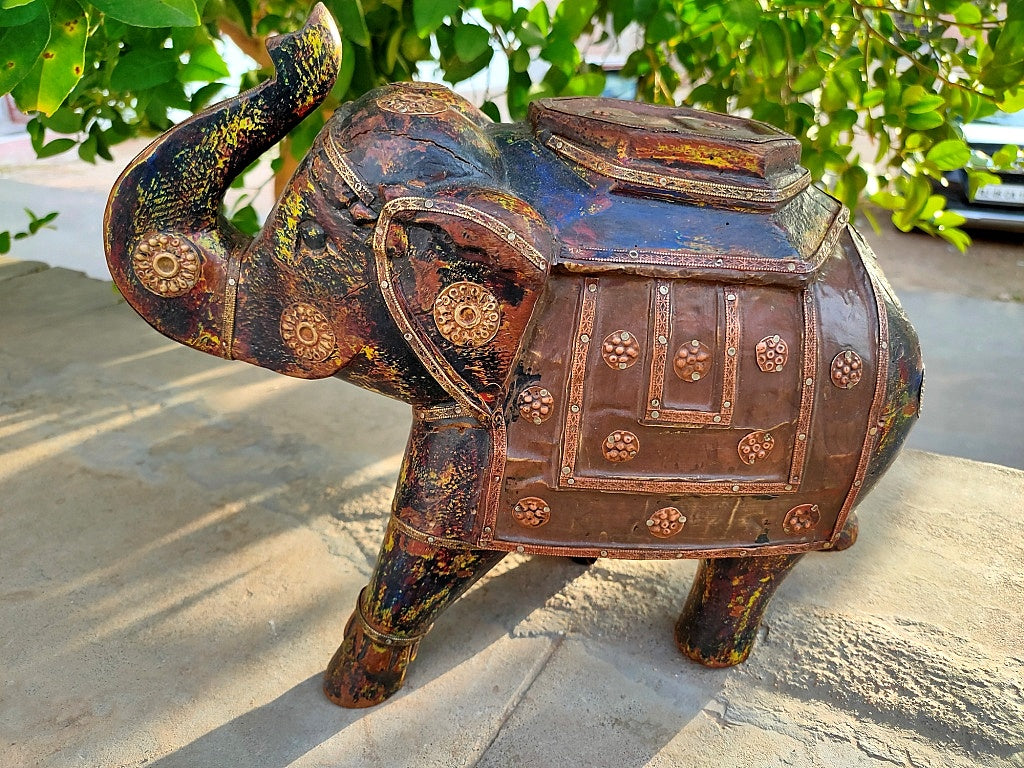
top-left (104, 5), bottom-right (923, 708)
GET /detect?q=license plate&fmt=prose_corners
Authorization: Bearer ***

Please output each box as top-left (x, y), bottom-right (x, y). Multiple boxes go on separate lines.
top-left (974, 182), bottom-right (1024, 205)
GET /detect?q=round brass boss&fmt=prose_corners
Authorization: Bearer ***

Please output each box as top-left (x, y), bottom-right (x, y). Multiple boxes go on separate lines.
top-left (131, 233), bottom-right (201, 298)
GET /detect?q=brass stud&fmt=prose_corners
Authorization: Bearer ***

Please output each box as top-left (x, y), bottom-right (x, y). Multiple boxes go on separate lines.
top-left (602, 430), bottom-right (640, 462)
top-left (831, 350), bottom-right (864, 389)
top-left (783, 504), bottom-right (820, 534)
top-left (673, 339), bottom-right (712, 382)
top-left (755, 334), bottom-right (789, 373)
top-left (132, 233), bottom-right (202, 298)
top-left (280, 303), bottom-right (336, 363)
top-left (738, 430), bottom-right (776, 465)
top-left (647, 507), bottom-right (686, 538)
top-left (434, 281), bottom-right (501, 347)
top-left (512, 497), bottom-right (551, 528)
top-left (602, 330), bottom-right (641, 370)
top-left (519, 385), bottom-right (555, 424)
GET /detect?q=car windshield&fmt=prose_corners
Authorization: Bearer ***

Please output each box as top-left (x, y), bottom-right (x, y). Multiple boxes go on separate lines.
top-left (976, 110), bottom-right (1024, 128)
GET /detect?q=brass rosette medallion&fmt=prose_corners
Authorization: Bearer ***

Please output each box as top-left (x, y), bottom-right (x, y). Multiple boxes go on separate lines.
top-left (132, 233), bottom-right (201, 297)
top-left (280, 303), bottom-right (336, 363)
top-left (603, 430), bottom-right (640, 462)
top-left (783, 503), bottom-right (820, 534)
top-left (512, 497), bottom-right (551, 528)
top-left (738, 430), bottom-right (775, 465)
top-left (831, 350), bottom-right (864, 388)
top-left (602, 330), bottom-right (640, 369)
top-left (518, 386), bottom-right (554, 424)
top-left (673, 339), bottom-right (712, 381)
top-left (755, 335), bottom-right (789, 372)
top-left (433, 281), bottom-right (501, 347)
top-left (378, 90), bottom-right (447, 116)
top-left (647, 507), bottom-right (686, 538)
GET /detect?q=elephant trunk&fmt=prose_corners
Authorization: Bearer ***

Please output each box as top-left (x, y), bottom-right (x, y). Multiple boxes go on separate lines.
top-left (104, 4), bottom-right (341, 359)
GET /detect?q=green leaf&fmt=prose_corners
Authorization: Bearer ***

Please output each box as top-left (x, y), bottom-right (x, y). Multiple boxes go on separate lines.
top-left (478, 0), bottom-right (513, 26)
top-left (110, 50), bottom-right (178, 91)
top-left (967, 169), bottom-right (1000, 199)
top-left (0, 230), bottom-right (10, 254)
top-left (10, 0), bottom-right (87, 116)
top-left (330, 0), bottom-right (371, 48)
top-left (905, 111), bottom-right (944, 130)
top-left (90, 0), bottom-right (200, 28)
top-left (953, 3), bottom-right (982, 25)
top-left (181, 44), bottom-right (229, 82)
top-left (454, 24), bottom-right (491, 62)
top-left (934, 209), bottom-right (967, 228)
top-left (757, 19), bottom-right (786, 77)
top-left (228, 204), bottom-right (260, 237)
top-left (41, 106), bottom-right (79, 133)
top-left (862, 88), bottom-right (884, 108)
top-left (791, 66), bottom-right (824, 94)
top-left (723, 0), bottom-right (761, 36)
top-left (906, 94), bottom-right (944, 114)
top-left (893, 175), bottom-right (930, 231)
top-left (937, 226), bottom-right (970, 252)
top-left (900, 84), bottom-right (927, 108)
top-left (35, 137), bottom-right (74, 157)
top-left (553, 0), bottom-right (598, 40)
top-left (0, 0), bottom-right (44, 26)
top-left (0, 11), bottom-right (49, 94)
top-left (1000, 89), bottom-right (1024, 113)
top-left (479, 100), bottom-right (501, 121)
top-left (563, 68), bottom-right (605, 96)
top-left (925, 139), bottom-right (970, 170)
top-left (413, 0), bottom-right (457, 37)
top-left (992, 144), bottom-right (1021, 169)
top-left (541, 36), bottom-right (580, 74)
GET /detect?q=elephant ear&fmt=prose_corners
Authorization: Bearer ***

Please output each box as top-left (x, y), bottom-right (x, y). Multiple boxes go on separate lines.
top-left (373, 187), bottom-right (555, 420)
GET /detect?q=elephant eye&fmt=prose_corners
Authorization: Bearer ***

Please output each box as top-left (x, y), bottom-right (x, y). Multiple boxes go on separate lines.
top-left (299, 220), bottom-right (327, 249)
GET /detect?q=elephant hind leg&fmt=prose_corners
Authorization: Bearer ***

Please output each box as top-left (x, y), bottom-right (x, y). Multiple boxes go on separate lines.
top-left (324, 519), bottom-right (504, 708)
top-left (675, 553), bottom-right (804, 668)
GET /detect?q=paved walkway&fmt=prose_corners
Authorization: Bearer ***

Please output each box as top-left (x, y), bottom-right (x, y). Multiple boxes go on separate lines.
top-left (2, 256), bottom-right (1023, 767)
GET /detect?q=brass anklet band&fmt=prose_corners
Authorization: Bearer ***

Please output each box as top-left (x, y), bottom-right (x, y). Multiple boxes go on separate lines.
top-left (355, 588), bottom-right (432, 647)
top-left (389, 515), bottom-right (475, 550)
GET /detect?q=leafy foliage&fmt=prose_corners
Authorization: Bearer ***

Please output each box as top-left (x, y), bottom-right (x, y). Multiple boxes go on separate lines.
top-left (0, 209), bottom-right (59, 255)
top-left (1, 0), bottom-right (1022, 250)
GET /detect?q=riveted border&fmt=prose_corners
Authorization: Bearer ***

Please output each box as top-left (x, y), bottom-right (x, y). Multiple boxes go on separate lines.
top-left (221, 252), bottom-right (241, 360)
top-left (830, 229), bottom-right (890, 544)
top-left (560, 206), bottom-right (850, 280)
top-left (323, 135), bottom-right (375, 205)
top-left (375, 197), bottom-right (548, 271)
top-left (479, 412), bottom-right (507, 546)
top-left (546, 134), bottom-right (811, 206)
top-left (643, 283), bottom-right (738, 427)
top-left (389, 514), bottom-right (476, 550)
top-left (557, 277), bottom-right (598, 487)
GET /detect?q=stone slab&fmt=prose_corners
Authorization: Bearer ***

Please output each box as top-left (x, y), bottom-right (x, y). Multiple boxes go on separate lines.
top-left (1, 265), bottom-right (1022, 767)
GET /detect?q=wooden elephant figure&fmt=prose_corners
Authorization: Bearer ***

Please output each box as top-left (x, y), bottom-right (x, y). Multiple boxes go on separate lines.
top-left (104, 5), bottom-right (923, 708)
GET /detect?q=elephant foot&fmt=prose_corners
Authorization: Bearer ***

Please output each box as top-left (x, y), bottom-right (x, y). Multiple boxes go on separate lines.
top-left (829, 511), bottom-right (859, 552)
top-left (323, 596), bottom-right (423, 708)
top-left (323, 517), bottom-right (505, 708)
top-left (675, 553), bottom-right (804, 668)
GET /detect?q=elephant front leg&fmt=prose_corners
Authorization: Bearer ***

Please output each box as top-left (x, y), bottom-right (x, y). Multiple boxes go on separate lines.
top-left (324, 518), bottom-right (504, 708)
top-left (674, 553), bottom-right (804, 668)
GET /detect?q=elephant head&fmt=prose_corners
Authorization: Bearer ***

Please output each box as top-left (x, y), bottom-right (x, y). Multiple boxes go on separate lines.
top-left (106, 4), bottom-right (555, 421)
